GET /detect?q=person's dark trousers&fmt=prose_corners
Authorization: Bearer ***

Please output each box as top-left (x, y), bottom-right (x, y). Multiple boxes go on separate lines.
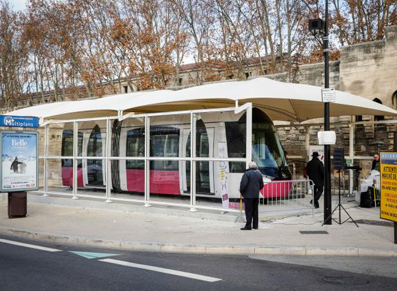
top-left (314, 185), bottom-right (323, 207)
top-left (244, 198), bottom-right (259, 229)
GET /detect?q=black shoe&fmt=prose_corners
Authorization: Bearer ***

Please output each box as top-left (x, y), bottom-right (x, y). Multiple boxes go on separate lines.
top-left (253, 227), bottom-right (258, 230)
top-left (240, 227), bottom-right (252, 230)
top-left (310, 200), bottom-right (313, 205)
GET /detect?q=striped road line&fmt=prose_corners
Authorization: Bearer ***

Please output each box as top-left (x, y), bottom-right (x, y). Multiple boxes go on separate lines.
top-left (100, 258), bottom-right (222, 283)
top-left (0, 238), bottom-right (62, 252)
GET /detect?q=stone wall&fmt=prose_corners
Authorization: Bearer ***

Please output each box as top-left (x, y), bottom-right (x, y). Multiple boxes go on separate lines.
top-left (340, 25), bottom-right (397, 108)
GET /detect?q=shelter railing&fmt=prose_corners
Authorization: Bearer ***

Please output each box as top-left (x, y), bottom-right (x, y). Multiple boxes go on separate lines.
top-left (259, 179), bottom-right (315, 214)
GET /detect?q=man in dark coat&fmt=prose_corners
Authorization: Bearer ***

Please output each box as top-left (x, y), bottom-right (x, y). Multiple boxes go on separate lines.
top-left (239, 161), bottom-right (264, 230)
top-left (306, 152), bottom-right (324, 208)
top-left (371, 154), bottom-right (380, 172)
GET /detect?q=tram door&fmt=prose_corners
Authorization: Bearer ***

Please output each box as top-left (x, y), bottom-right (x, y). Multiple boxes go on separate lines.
top-left (181, 126), bottom-right (214, 195)
top-left (83, 125), bottom-right (106, 187)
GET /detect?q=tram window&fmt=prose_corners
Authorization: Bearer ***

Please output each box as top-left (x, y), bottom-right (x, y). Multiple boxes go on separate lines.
top-left (225, 122), bottom-right (246, 173)
top-left (252, 122), bottom-right (284, 169)
top-left (151, 133), bottom-right (179, 171)
top-left (87, 126), bottom-right (103, 157)
top-left (126, 129), bottom-right (144, 170)
top-left (125, 127), bottom-right (179, 170)
top-left (62, 131), bottom-right (83, 167)
top-left (226, 108), bottom-right (288, 175)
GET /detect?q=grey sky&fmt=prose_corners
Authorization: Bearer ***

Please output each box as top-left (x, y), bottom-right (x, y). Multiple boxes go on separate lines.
top-left (9, 0), bottom-right (27, 11)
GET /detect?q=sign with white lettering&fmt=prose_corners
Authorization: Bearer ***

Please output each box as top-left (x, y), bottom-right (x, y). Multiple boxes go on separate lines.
top-left (0, 115), bottom-right (39, 128)
top-left (0, 131), bottom-right (39, 192)
top-left (321, 88), bottom-right (336, 103)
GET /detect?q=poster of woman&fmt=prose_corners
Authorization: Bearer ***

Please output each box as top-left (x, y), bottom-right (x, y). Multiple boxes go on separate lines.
top-left (1, 131), bottom-right (38, 192)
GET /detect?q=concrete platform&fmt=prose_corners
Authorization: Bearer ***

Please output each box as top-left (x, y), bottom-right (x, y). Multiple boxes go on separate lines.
top-left (0, 193), bottom-right (396, 257)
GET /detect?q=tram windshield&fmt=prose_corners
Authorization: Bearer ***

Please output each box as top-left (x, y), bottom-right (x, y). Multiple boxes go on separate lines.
top-left (225, 108), bottom-right (289, 179)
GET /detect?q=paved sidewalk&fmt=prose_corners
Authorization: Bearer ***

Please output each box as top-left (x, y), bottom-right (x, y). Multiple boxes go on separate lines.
top-left (1, 194), bottom-right (396, 256)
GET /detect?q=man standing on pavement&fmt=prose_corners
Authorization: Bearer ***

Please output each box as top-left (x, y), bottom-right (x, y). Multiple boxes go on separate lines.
top-left (306, 152), bottom-right (324, 209)
top-left (239, 161), bottom-right (264, 230)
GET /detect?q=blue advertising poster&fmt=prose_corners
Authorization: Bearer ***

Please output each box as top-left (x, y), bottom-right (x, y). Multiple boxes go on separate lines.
top-left (1, 131), bottom-right (38, 192)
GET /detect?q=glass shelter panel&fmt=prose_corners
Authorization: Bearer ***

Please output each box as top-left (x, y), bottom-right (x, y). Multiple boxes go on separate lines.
top-left (46, 158), bottom-right (74, 196)
top-left (148, 115), bottom-right (190, 206)
top-left (112, 118), bottom-right (145, 158)
top-left (37, 128), bottom-right (45, 159)
top-left (38, 158), bottom-right (45, 192)
top-left (49, 123), bottom-right (71, 157)
top-left (149, 162), bottom-right (191, 206)
top-left (110, 158), bottom-right (145, 201)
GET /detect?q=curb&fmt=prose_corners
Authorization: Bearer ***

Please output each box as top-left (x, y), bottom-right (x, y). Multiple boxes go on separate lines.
top-left (1, 226), bottom-right (397, 257)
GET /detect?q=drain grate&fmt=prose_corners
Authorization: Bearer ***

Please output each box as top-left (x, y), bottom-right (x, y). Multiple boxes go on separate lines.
top-left (299, 231), bottom-right (329, 234)
top-left (353, 219), bottom-right (394, 227)
top-left (322, 277), bottom-right (369, 285)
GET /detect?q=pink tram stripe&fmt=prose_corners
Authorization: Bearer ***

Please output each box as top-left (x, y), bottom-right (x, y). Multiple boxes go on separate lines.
top-left (261, 181), bottom-right (292, 198)
top-left (62, 167), bottom-right (84, 187)
top-left (127, 169), bottom-right (180, 195)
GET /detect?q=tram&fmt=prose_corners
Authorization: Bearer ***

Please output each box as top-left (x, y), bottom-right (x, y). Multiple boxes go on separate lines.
top-left (61, 107), bottom-right (292, 199)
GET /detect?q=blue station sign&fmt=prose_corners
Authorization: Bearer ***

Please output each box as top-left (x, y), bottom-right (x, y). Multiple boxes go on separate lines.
top-left (0, 115), bottom-right (39, 128)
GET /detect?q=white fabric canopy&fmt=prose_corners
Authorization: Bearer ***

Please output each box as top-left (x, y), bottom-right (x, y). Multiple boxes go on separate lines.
top-left (7, 77), bottom-right (397, 122)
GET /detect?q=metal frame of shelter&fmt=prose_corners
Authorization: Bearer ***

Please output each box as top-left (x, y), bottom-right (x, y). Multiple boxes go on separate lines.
top-left (8, 77), bottom-right (397, 215)
top-left (40, 102), bottom-right (254, 213)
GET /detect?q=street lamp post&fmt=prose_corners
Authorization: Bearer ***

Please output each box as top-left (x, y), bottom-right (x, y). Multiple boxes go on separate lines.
top-left (309, 0), bottom-right (332, 224)
top-left (323, 0), bottom-right (332, 225)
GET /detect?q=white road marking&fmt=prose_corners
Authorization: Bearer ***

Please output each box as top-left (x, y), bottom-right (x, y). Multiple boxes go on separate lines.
top-left (0, 238), bottom-right (62, 252)
top-left (100, 258), bottom-right (222, 282)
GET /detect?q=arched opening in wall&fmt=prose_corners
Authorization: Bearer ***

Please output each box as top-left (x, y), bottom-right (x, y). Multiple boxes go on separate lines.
top-left (373, 98), bottom-right (384, 121)
top-left (392, 91), bottom-right (397, 110)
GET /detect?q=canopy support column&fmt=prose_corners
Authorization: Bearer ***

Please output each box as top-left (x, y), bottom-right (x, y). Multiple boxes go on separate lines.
top-left (72, 121), bottom-right (78, 200)
top-left (348, 122), bottom-right (355, 195)
top-left (43, 124), bottom-right (49, 197)
top-left (305, 126), bottom-right (310, 160)
top-left (246, 104), bottom-right (253, 168)
top-left (144, 116), bottom-right (151, 207)
top-left (190, 112), bottom-right (197, 212)
top-left (105, 119), bottom-right (112, 203)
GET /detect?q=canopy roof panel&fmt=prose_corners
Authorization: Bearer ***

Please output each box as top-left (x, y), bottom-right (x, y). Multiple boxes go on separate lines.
top-left (7, 77), bottom-right (397, 122)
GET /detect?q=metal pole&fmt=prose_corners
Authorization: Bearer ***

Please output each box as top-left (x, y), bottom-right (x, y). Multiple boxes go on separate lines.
top-left (144, 117), bottom-right (151, 207)
top-left (105, 119), bottom-right (112, 203)
top-left (349, 123), bottom-right (354, 195)
top-left (393, 132), bottom-right (397, 244)
top-left (246, 104), bottom-right (253, 168)
top-left (72, 122), bottom-right (78, 200)
top-left (395, 222), bottom-right (397, 244)
top-left (190, 112), bottom-right (197, 212)
top-left (323, 0), bottom-right (332, 224)
top-left (43, 124), bottom-right (49, 196)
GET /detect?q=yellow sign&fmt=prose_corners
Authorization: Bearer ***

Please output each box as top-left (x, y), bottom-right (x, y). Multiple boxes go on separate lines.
top-left (380, 152), bottom-right (397, 222)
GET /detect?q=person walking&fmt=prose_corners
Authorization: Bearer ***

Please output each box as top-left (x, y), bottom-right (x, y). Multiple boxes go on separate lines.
top-left (306, 152), bottom-right (324, 209)
top-left (239, 161), bottom-right (264, 230)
